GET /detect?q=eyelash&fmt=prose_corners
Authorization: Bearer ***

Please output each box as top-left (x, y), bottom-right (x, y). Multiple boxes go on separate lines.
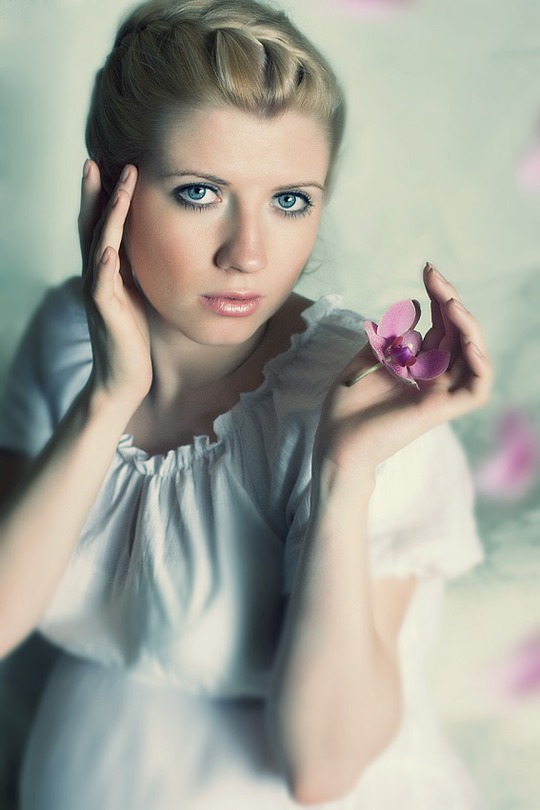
top-left (172, 184), bottom-right (315, 218)
top-left (274, 190), bottom-right (314, 219)
top-left (173, 183), bottom-right (221, 213)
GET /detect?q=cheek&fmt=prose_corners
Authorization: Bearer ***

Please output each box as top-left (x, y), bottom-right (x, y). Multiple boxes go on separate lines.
top-left (124, 194), bottom-right (154, 268)
top-left (125, 200), bottom-right (184, 277)
top-left (283, 220), bottom-right (321, 270)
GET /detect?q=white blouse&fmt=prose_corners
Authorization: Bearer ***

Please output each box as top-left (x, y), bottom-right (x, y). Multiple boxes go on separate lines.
top-left (0, 278), bottom-right (483, 698)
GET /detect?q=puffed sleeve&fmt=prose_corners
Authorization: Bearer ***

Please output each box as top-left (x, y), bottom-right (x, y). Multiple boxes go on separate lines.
top-left (366, 423), bottom-right (484, 580)
top-left (0, 278), bottom-right (92, 457)
top-left (283, 423), bottom-right (483, 593)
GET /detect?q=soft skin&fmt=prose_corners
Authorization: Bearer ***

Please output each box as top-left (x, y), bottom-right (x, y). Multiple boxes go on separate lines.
top-left (124, 106), bottom-right (330, 401)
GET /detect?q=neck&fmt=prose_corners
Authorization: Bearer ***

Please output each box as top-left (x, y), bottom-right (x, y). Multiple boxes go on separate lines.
top-left (145, 311), bottom-right (269, 408)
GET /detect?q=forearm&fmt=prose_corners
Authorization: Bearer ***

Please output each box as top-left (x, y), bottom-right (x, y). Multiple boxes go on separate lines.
top-left (0, 383), bottom-right (135, 657)
top-left (268, 465), bottom-right (402, 804)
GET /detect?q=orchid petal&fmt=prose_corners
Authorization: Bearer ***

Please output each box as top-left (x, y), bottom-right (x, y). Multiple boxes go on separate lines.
top-left (364, 320), bottom-right (387, 362)
top-left (401, 329), bottom-right (422, 354)
top-left (356, 298), bottom-right (448, 389)
top-left (409, 348), bottom-right (450, 380)
top-left (384, 359), bottom-right (416, 383)
top-left (378, 299), bottom-right (417, 338)
top-left (389, 343), bottom-right (416, 367)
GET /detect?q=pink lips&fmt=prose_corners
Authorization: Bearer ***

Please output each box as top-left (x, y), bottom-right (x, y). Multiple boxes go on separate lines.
top-left (200, 294), bottom-right (262, 317)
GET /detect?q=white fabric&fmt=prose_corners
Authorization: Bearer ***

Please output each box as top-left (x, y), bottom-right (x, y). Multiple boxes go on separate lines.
top-left (0, 279), bottom-right (486, 808)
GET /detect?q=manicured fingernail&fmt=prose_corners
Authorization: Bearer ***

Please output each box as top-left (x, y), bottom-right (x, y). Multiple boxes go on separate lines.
top-left (83, 159), bottom-right (91, 179)
top-left (100, 247), bottom-right (110, 264)
top-left (120, 165), bottom-right (131, 183)
top-left (425, 262), bottom-right (447, 282)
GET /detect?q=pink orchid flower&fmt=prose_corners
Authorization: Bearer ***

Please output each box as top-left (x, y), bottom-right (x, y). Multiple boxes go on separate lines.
top-left (515, 116), bottom-right (540, 194)
top-left (490, 629), bottom-right (540, 699)
top-left (347, 299), bottom-right (450, 387)
top-left (516, 144), bottom-right (540, 193)
top-left (474, 407), bottom-right (539, 502)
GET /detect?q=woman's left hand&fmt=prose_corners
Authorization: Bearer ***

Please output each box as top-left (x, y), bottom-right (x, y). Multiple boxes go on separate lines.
top-left (314, 264), bottom-right (493, 479)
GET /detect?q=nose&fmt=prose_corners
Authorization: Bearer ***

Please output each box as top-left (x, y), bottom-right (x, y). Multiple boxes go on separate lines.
top-left (214, 205), bottom-right (268, 274)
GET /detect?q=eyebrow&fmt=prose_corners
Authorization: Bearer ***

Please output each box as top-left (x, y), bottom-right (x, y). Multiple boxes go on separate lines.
top-left (161, 170), bottom-right (230, 185)
top-left (161, 169), bottom-right (325, 192)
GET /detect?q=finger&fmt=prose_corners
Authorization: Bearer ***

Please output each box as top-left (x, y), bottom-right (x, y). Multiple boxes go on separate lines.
top-left (422, 263), bottom-right (461, 359)
top-left (78, 159), bottom-right (102, 259)
top-left (83, 165), bottom-right (138, 304)
top-left (423, 263), bottom-right (445, 337)
top-left (118, 243), bottom-right (135, 288)
top-left (444, 297), bottom-right (489, 357)
top-left (93, 245), bottom-right (122, 305)
top-left (95, 165), bottom-right (138, 261)
top-left (444, 340), bottom-right (493, 414)
top-left (442, 298), bottom-right (492, 404)
top-left (88, 197), bottom-right (130, 303)
top-left (423, 261), bottom-right (462, 302)
top-left (462, 340), bottom-right (493, 403)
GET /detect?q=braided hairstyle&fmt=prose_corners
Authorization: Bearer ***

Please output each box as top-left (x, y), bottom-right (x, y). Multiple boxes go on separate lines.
top-left (85, 0), bottom-right (345, 195)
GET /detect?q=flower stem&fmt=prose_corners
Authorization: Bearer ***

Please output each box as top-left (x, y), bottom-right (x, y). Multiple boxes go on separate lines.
top-left (344, 362), bottom-right (384, 387)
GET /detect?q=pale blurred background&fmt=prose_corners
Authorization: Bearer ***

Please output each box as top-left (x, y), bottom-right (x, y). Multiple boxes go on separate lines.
top-left (1, 0), bottom-right (539, 808)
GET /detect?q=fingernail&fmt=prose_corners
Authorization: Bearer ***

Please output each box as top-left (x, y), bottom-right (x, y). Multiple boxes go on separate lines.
top-left (100, 247), bottom-right (110, 265)
top-left (425, 262), bottom-right (447, 282)
top-left (120, 165), bottom-right (131, 183)
top-left (111, 191), bottom-right (120, 207)
top-left (83, 159), bottom-right (91, 179)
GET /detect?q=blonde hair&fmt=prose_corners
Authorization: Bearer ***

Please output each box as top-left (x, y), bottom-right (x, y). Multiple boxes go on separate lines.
top-left (86, 0), bottom-right (345, 194)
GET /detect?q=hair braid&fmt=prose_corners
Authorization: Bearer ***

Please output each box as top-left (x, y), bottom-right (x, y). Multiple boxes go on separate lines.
top-left (86, 0), bottom-right (345, 194)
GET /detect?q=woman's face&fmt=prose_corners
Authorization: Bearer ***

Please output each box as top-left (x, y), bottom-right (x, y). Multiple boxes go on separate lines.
top-left (125, 106), bottom-right (330, 348)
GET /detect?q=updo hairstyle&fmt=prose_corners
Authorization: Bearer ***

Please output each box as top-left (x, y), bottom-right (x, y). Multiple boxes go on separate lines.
top-left (85, 0), bottom-right (345, 195)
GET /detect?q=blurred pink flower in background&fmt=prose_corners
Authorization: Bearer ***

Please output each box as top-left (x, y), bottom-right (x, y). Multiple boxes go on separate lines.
top-left (516, 133), bottom-right (540, 193)
top-left (491, 630), bottom-right (540, 699)
top-left (324, 0), bottom-right (414, 19)
top-left (474, 408), bottom-right (539, 502)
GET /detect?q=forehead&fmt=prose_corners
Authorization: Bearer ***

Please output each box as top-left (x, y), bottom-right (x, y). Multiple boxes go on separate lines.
top-left (151, 106), bottom-right (331, 187)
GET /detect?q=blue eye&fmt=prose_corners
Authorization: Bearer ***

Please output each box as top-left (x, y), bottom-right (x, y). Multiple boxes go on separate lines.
top-left (174, 184), bottom-right (220, 209)
top-left (277, 193), bottom-right (298, 209)
top-left (185, 186), bottom-right (207, 201)
top-left (272, 191), bottom-right (313, 217)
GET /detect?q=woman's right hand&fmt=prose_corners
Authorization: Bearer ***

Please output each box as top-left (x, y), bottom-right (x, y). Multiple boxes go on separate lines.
top-left (79, 160), bottom-right (152, 410)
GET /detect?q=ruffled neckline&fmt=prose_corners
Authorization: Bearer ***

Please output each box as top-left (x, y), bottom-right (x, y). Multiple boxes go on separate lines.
top-left (116, 294), bottom-right (344, 475)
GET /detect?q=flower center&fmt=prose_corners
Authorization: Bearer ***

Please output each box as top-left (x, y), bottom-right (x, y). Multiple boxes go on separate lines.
top-left (385, 336), bottom-right (417, 367)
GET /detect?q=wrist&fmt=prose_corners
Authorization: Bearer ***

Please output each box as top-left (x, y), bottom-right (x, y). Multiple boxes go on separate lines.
top-left (80, 379), bottom-right (142, 430)
top-left (311, 459), bottom-right (376, 519)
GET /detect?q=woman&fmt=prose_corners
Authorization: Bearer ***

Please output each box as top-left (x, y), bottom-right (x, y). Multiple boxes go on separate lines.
top-left (0, 0), bottom-right (491, 807)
